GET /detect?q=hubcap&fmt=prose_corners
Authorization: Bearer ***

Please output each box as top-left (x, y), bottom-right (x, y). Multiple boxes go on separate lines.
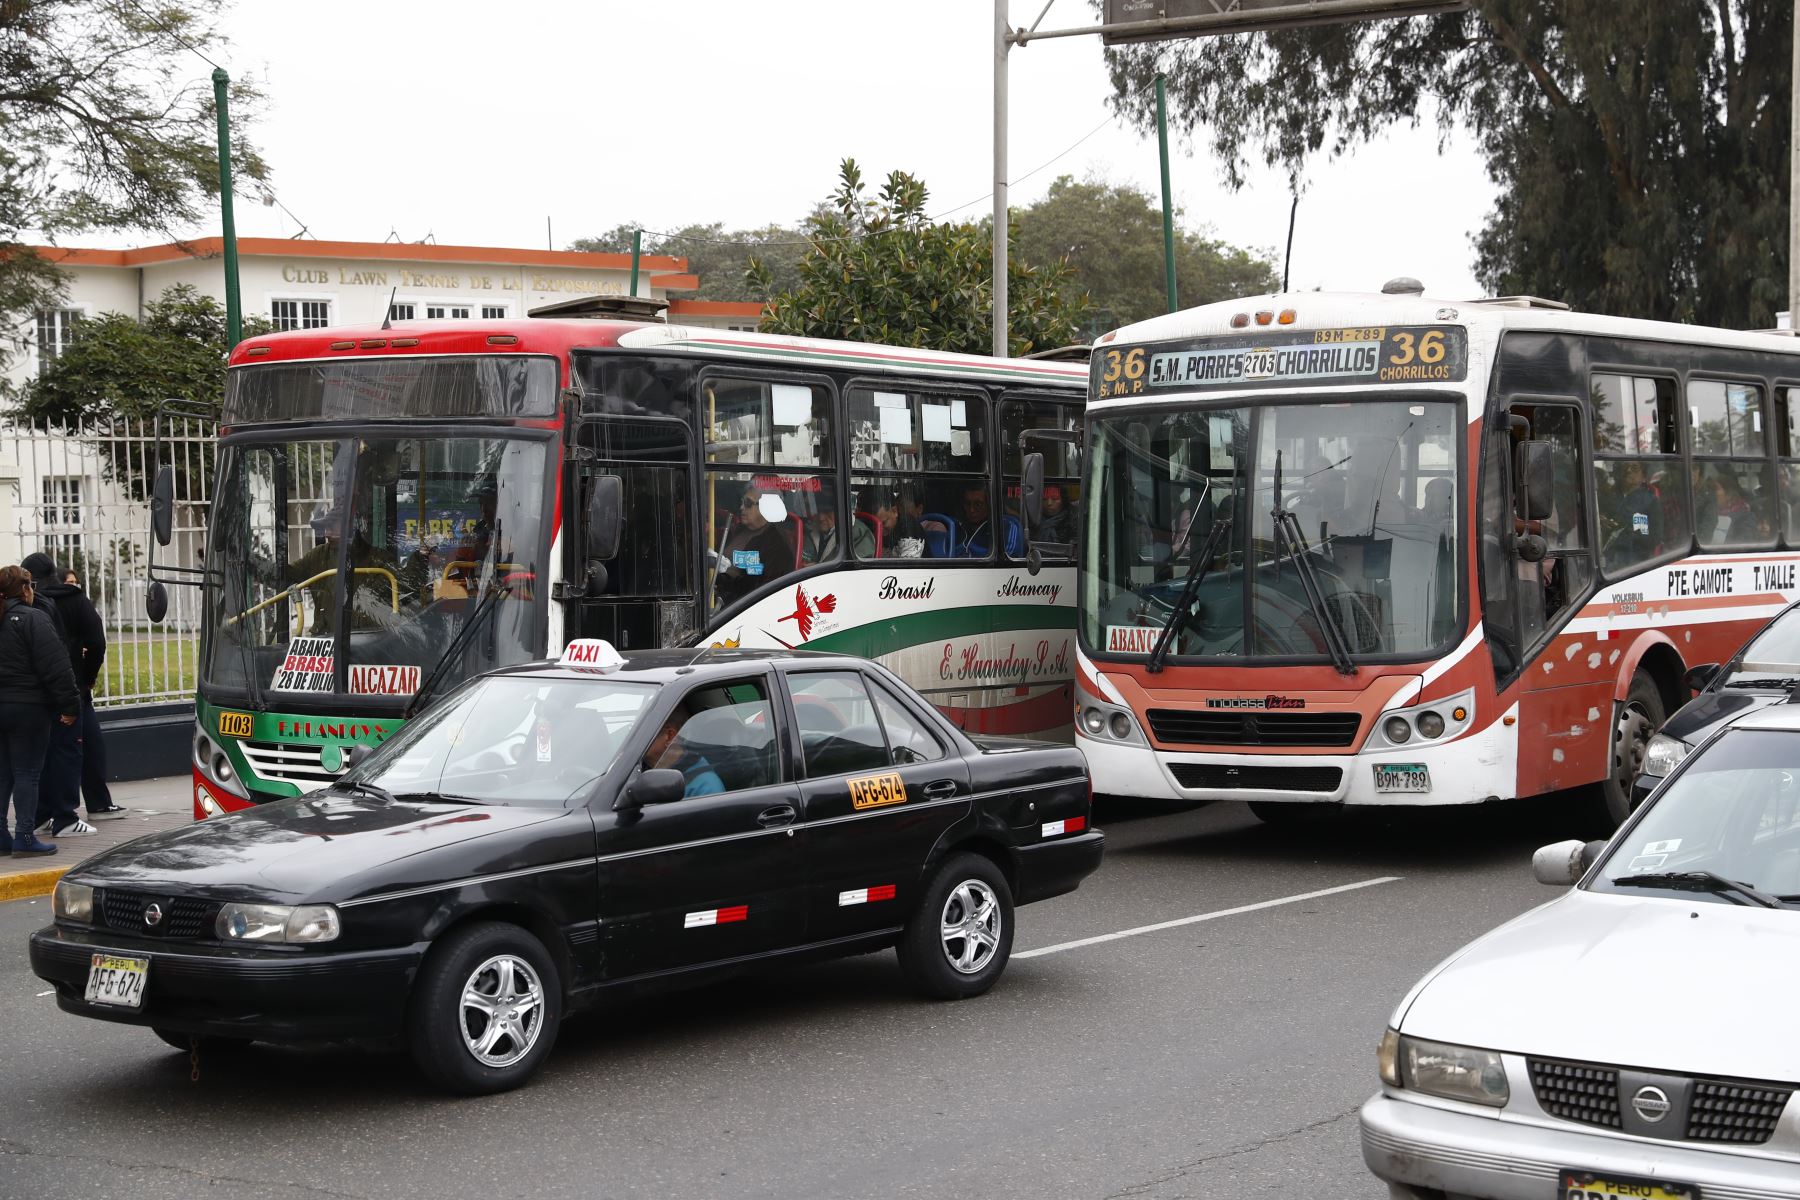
top-left (459, 954), bottom-right (545, 1068)
top-left (939, 879), bottom-right (1002, 975)
top-left (1615, 704), bottom-right (1654, 791)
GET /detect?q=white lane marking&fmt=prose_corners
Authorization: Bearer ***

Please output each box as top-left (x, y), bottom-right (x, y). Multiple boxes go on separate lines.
top-left (1012, 876), bottom-right (1403, 959)
top-left (36, 989), bottom-right (53, 997)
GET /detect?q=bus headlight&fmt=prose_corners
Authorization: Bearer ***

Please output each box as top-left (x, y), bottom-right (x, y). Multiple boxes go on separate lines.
top-left (1082, 708), bottom-right (1107, 736)
top-left (1643, 733), bottom-right (1690, 778)
top-left (1415, 711), bottom-right (1445, 739)
top-left (193, 727), bottom-right (249, 800)
top-left (1075, 695), bottom-right (1145, 744)
top-left (1370, 690), bottom-right (1474, 752)
top-left (1383, 716), bottom-right (1412, 744)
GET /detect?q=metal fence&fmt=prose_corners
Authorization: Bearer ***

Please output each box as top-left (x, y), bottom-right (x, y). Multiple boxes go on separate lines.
top-left (0, 417), bottom-right (213, 708)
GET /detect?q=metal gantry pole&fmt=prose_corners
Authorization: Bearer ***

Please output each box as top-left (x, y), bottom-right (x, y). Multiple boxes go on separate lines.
top-left (993, 0), bottom-right (1010, 359)
top-left (1155, 73), bottom-right (1177, 313)
top-left (213, 67), bottom-right (242, 348)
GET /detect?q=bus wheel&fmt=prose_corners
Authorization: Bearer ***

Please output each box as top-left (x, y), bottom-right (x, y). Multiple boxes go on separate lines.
top-left (1599, 672), bottom-right (1664, 828)
top-left (1248, 801), bottom-right (1341, 826)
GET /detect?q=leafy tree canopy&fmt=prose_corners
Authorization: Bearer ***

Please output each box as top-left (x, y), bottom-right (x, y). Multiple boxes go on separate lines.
top-left (21, 284), bottom-right (269, 424)
top-left (1104, 1), bottom-right (1790, 327)
top-left (747, 159), bottom-right (1091, 357)
top-left (1, 0), bottom-right (267, 378)
top-left (571, 220), bottom-right (809, 302)
top-left (1013, 174), bottom-right (1279, 332)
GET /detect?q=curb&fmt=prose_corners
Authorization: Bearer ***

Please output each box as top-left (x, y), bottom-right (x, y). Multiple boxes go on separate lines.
top-left (0, 866), bottom-right (68, 902)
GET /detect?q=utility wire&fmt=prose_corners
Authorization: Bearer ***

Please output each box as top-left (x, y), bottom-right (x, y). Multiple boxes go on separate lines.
top-left (119, 0), bottom-right (223, 70)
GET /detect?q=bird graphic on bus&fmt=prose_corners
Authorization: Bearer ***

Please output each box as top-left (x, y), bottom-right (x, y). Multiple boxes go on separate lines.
top-left (777, 584), bottom-right (837, 641)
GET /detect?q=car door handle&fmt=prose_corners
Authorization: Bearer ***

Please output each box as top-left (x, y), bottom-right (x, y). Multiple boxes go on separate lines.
top-left (923, 780), bottom-right (958, 800)
top-left (757, 805), bottom-right (797, 828)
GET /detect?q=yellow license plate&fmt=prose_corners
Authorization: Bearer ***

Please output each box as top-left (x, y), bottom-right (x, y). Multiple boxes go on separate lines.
top-left (217, 711), bottom-right (253, 738)
top-left (848, 771), bottom-right (907, 811)
top-left (1559, 1170), bottom-right (1698, 1200)
top-left (84, 953), bottom-right (149, 1009)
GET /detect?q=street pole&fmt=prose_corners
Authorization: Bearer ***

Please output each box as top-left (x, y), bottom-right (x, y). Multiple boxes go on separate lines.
top-left (1790, 0), bottom-right (1799, 328)
top-left (993, 0), bottom-right (1010, 358)
top-left (212, 67), bottom-right (241, 348)
top-left (1155, 73), bottom-right (1177, 313)
top-left (629, 229), bottom-right (642, 297)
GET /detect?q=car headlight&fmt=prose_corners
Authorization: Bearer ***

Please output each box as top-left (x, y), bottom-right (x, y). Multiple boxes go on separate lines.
top-left (1378, 1027), bottom-right (1401, 1087)
top-left (216, 902), bottom-right (340, 944)
top-left (1642, 733), bottom-right (1690, 778)
top-left (53, 880), bottom-right (93, 923)
top-left (1396, 1035), bottom-right (1509, 1107)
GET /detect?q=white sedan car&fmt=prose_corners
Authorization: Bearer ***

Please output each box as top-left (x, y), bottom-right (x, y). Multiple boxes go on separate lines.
top-left (1361, 703), bottom-right (1800, 1200)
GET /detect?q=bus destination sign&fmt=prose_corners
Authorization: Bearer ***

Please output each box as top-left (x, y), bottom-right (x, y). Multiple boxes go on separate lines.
top-left (1093, 325), bottom-right (1469, 399)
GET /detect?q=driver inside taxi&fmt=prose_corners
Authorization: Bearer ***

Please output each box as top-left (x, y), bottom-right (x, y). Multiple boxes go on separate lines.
top-left (643, 710), bottom-right (725, 797)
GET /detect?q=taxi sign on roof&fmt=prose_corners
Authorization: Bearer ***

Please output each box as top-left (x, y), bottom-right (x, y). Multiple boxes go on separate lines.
top-left (559, 639), bottom-right (623, 673)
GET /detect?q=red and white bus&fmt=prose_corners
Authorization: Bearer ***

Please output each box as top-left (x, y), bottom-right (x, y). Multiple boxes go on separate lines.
top-left (1070, 287), bottom-right (1800, 824)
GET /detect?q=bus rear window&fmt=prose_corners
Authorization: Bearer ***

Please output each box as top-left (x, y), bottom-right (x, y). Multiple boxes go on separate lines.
top-left (225, 356), bottom-right (557, 423)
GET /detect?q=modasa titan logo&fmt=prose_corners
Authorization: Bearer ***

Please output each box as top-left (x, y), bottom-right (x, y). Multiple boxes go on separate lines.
top-left (1205, 696), bottom-right (1306, 710)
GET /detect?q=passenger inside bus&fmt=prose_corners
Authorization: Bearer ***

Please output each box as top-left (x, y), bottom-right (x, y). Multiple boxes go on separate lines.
top-left (860, 486), bottom-right (925, 559)
top-left (802, 508), bottom-right (874, 563)
top-left (714, 486), bottom-right (794, 605)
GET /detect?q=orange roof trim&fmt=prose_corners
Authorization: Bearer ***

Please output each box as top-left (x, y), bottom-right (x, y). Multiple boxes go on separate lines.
top-left (33, 237), bottom-right (687, 274)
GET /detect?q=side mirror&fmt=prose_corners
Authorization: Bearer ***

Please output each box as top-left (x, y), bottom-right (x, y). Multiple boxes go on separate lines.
top-left (1532, 838), bottom-right (1608, 885)
top-left (1512, 440), bottom-right (1553, 522)
top-left (1021, 452), bottom-right (1046, 530)
top-left (344, 743), bottom-right (376, 769)
top-left (616, 767), bottom-right (683, 811)
top-left (150, 464), bottom-right (175, 547)
top-left (1684, 663), bottom-right (1720, 694)
top-left (584, 474), bottom-right (623, 562)
top-left (144, 580), bottom-right (168, 624)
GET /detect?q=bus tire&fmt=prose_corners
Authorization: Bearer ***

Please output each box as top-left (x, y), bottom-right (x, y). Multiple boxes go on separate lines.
top-left (1248, 800), bottom-right (1341, 826)
top-left (1598, 671), bottom-right (1665, 828)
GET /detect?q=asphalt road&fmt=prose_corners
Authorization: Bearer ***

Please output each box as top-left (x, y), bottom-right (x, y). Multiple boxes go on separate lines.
top-left (0, 794), bottom-right (1591, 1200)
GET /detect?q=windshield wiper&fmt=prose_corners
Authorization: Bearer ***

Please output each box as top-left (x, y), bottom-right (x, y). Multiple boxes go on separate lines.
top-left (1610, 870), bottom-right (1787, 909)
top-left (1146, 516), bottom-right (1231, 675)
top-left (1269, 451), bottom-right (1355, 676)
top-left (405, 586), bottom-right (504, 718)
top-left (1724, 676), bottom-right (1800, 690)
top-left (332, 779), bottom-right (395, 804)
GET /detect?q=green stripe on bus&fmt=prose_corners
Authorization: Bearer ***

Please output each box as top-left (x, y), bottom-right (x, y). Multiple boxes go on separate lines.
top-left (805, 605), bottom-right (1073, 660)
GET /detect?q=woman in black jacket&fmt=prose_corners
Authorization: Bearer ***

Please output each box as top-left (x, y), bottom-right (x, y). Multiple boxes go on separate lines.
top-left (0, 566), bottom-right (80, 856)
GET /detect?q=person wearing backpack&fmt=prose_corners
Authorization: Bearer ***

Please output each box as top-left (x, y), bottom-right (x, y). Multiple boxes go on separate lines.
top-left (0, 565), bottom-right (80, 856)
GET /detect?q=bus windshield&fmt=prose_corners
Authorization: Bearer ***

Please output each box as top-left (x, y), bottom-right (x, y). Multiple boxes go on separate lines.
top-left (1082, 396), bottom-right (1462, 663)
top-left (203, 432), bottom-right (551, 703)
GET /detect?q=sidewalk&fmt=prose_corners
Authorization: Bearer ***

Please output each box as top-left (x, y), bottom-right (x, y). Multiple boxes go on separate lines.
top-left (1, 775), bottom-right (191, 901)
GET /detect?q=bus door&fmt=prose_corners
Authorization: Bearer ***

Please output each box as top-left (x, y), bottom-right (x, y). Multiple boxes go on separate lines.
top-left (568, 414), bottom-right (698, 651)
top-left (1493, 399), bottom-right (1604, 791)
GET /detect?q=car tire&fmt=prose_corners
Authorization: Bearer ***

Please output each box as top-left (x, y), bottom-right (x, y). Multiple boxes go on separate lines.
top-left (1598, 671), bottom-right (1665, 828)
top-left (407, 921), bottom-right (561, 1095)
top-left (897, 852), bottom-right (1015, 1001)
top-left (1247, 800), bottom-right (1341, 826)
top-left (152, 1028), bottom-right (250, 1054)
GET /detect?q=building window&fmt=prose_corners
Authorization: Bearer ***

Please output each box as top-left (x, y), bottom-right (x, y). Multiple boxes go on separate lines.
top-left (481, 305), bottom-right (507, 320)
top-left (36, 309), bottom-right (81, 364)
top-left (426, 304), bottom-right (471, 320)
top-left (271, 299), bottom-right (331, 331)
top-left (388, 302), bottom-right (416, 321)
top-left (42, 477), bottom-right (83, 558)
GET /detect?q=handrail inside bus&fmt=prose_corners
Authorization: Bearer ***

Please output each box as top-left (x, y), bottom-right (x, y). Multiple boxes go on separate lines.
top-left (224, 567), bottom-right (401, 627)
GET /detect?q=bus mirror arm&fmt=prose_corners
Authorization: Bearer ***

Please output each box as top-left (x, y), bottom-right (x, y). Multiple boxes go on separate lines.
top-left (1510, 531), bottom-right (1547, 563)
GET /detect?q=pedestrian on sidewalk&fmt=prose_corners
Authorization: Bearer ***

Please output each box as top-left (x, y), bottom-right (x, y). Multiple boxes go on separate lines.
top-left (57, 566), bottom-right (123, 820)
top-left (0, 565), bottom-right (80, 857)
top-left (22, 553), bottom-right (102, 836)
top-left (25, 557), bottom-right (124, 824)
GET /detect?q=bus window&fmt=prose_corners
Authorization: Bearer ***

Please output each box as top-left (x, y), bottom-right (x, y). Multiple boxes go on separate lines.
top-left (1591, 373), bottom-right (1688, 574)
top-left (1001, 398), bottom-right (1082, 554)
top-left (1478, 428), bottom-right (1520, 682)
top-left (847, 387), bottom-right (990, 559)
top-left (703, 377), bottom-right (834, 468)
top-left (1778, 385), bottom-right (1800, 542)
top-left (1688, 379), bottom-right (1774, 549)
top-left (1508, 404), bottom-right (1591, 649)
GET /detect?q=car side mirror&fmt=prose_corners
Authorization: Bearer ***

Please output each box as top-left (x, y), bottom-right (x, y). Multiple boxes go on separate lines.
top-left (1684, 663), bottom-right (1720, 694)
top-left (1532, 838), bottom-right (1608, 885)
top-left (150, 464), bottom-right (175, 547)
top-left (1512, 439), bottom-right (1553, 522)
top-left (585, 474), bottom-right (623, 562)
top-left (1021, 452), bottom-right (1046, 530)
top-left (616, 767), bottom-right (683, 811)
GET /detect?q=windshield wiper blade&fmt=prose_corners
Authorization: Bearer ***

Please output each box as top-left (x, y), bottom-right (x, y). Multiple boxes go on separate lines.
top-left (1146, 516), bottom-right (1232, 675)
top-left (405, 586), bottom-right (504, 718)
top-left (1611, 870), bottom-right (1786, 909)
top-left (333, 779), bottom-right (395, 804)
top-left (1271, 507), bottom-right (1356, 676)
top-left (1724, 677), bottom-right (1800, 690)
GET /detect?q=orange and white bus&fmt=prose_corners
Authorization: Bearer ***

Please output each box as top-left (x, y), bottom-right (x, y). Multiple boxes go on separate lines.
top-left (1069, 286), bottom-right (1800, 825)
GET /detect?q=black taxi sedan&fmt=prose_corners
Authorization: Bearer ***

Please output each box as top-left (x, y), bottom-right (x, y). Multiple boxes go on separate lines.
top-left (30, 643), bottom-right (1102, 1093)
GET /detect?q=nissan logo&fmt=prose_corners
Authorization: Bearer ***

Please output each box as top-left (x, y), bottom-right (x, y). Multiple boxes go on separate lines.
top-left (1631, 1085), bottom-right (1671, 1123)
top-left (143, 903), bottom-right (163, 928)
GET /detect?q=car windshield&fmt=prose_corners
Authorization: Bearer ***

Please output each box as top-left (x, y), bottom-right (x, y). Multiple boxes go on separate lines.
top-left (1595, 728), bottom-right (1800, 904)
top-left (346, 675), bottom-right (658, 804)
top-left (1081, 397), bottom-right (1461, 662)
top-left (1725, 609), bottom-right (1800, 687)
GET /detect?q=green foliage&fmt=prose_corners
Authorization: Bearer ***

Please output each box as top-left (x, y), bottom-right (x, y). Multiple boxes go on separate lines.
top-left (0, 0), bottom-right (268, 377)
top-left (21, 285), bottom-right (270, 424)
top-left (1013, 175), bottom-right (1279, 332)
top-left (1104, 1), bottom-right (1791, 327)
top-left (571, 221), bottom-right (809, 302)
top-left (747, 159), bottom-right (1091, 357)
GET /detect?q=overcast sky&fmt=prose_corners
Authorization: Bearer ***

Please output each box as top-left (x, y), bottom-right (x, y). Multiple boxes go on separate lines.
top-left (177, 0), bottom-right (1493, 298)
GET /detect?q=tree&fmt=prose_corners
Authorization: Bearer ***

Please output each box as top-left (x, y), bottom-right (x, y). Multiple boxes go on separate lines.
top-left (1013, 174), bottom-right (1279, 332)
top-left (0, 0), bottom-right (268, 380)
top-left (21, 284), bottom-right (268, 424)
top-left (571, 221), bottom-right (809, 302)
top-left (747, 159), bottom-right (1091, 356)
top-left (1104, 2), bottom-right (1791, 327)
